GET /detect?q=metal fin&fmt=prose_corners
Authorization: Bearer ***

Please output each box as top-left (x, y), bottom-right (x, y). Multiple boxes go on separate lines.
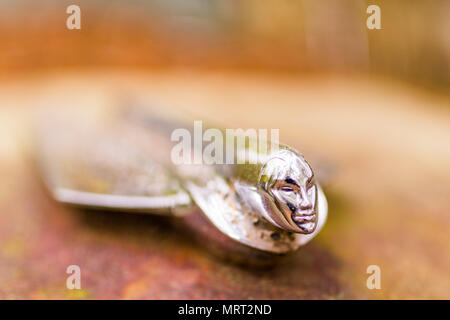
top-left (35, 112), bottom-right (192, 214)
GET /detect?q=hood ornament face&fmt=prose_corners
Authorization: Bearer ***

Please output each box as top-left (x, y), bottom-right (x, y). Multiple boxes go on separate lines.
top-left (257, 150), bottom-right (318, 234)
top-left (36, 107), bottom-right (328, 255)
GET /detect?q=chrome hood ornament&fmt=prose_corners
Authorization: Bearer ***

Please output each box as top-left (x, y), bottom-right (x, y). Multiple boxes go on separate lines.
top-left (256, 149), bottom-right (319, 234)
top-left (35, 107), bottom-right (327, 255)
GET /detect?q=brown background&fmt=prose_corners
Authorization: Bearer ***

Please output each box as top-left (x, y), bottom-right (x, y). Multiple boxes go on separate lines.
top-left (0, 0), bottom-right (449, 299)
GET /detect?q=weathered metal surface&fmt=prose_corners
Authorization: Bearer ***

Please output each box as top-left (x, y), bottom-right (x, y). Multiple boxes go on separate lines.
top-left (0, 72), bottom-right (449, 299)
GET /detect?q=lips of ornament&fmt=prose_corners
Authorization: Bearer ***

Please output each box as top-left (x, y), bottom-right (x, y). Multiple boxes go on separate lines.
top-left (291, 208), bottom-right (317, 233)
top-left (292, 209), bottom-right (316, 224)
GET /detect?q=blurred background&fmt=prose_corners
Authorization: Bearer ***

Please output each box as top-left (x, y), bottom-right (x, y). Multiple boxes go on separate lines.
top-left (0, 0), bottom-right (448, 299)
top-left (0, 0), bottom-right (449, 89)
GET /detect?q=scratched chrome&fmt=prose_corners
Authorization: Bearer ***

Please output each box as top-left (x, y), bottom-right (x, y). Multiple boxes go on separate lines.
top-left (36, 107), bottom-right (327, 254)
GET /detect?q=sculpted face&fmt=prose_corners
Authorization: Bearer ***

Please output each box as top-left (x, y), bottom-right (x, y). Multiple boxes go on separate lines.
top-left (258, 150), bottom-right (318, 234)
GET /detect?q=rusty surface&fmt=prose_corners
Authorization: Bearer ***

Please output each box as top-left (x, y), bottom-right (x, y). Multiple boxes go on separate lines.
top-left (0, 71), bottom-right (449, 299)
